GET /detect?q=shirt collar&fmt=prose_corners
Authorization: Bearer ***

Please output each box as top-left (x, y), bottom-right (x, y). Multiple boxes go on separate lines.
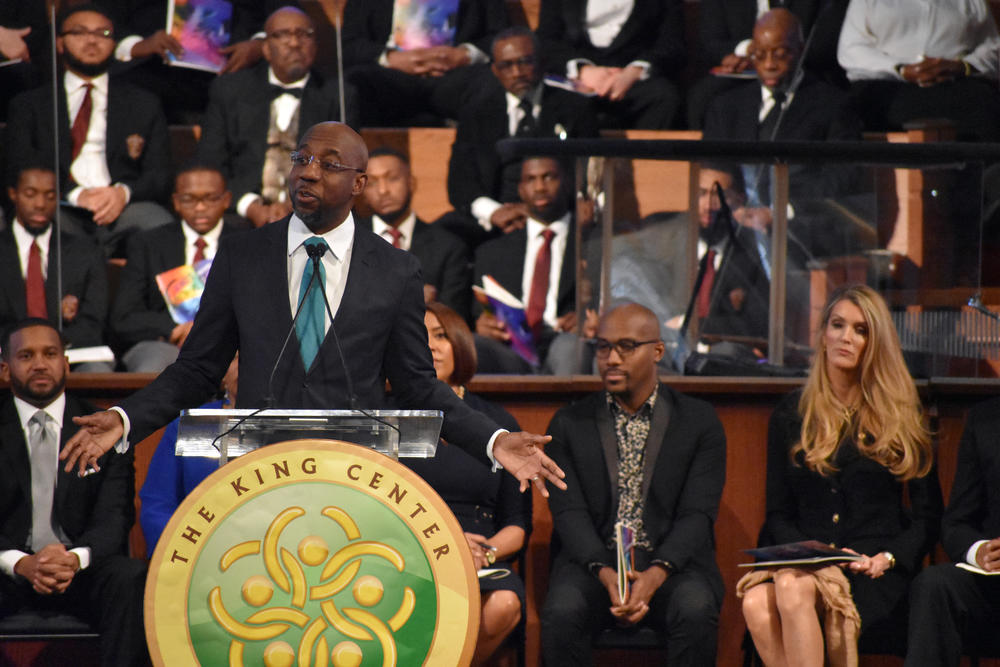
top-left (372, 212), bottom-right (416, 244)
top-left (65, 69), bottom-right (109, 95)
top-left (606, 382), bottom-right (659, 417)
top-left (268, 67), bottom-right (309, 89)
top-left (12, 218), bottom-right (53, 254)
top-left (505, 83), bottom-right (543, 116)
top-left (14, 393), bottom-right (66, 432)
top-left (526, 212), bottom-right (570, 240)
top-left (180, 218), bottom-right (224, 249)
top-left (288, 212), bottom-right (354, 261)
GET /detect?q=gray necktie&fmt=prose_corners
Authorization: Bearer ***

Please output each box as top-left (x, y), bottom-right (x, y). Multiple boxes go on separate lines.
top-left (29, 411), bottom-right (60, 552)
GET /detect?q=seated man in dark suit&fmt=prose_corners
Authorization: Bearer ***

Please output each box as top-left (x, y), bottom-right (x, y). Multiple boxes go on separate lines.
top-left (542, 303), bottom-right (725, 666)
top-left (111, 164), bottom-right (234, 373)
top-left (703, 8), bottom-right (864, 261)
top-left (6, 4), bottom-right (173, 259)
top-left (359, 148), bottom-right (472, 322)
top-left (342, 0), bottom-right (507, 126)
top-left (198, 6), bottom-right (358, 228)
top-left (0, 319), bottom-right (147, 666)
top-left (536, 0), bottom-right (686, 129)
top-left (442, 26), bottom-right (598, 247)
top-left (97, 0), bottom-right (302, 123)
top-left (1, 166), bottom-right (112, 372)
top-left (905, 398), bottom-right (1000, 667)
top-left (473, 156), bottom-right (587, 375)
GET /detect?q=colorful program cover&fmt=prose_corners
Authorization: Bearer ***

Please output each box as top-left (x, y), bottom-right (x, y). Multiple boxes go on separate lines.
top-left (156, 259), bottom-right (213, 324)
top-left (615, 522), bottom-right (635, 603)
top-left (390, 0), bottom-right (459, 50)
top-left (473, 276), bottom-right (539, 367)
top-left (166, 0), bottom-right (232, 73)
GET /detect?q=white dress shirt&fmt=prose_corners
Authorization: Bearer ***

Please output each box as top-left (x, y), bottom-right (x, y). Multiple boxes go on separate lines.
top-left (286, 213), bottom-right (354, 336)
top-left (837, 0), bottom-right (1000, 81)
top-left (12, 219), bottom-right (53, 280)
top-left (566, 0), bottom-right (650, 80)
top-left (373, 212), bottom-right (416, 251)
top-left (521, 215), bottom-right (570, 329)
top-left (180, 219), bottom-right (225, 266)
top-left (0, 394), bottom-right (92, 577)
top-left (64, 71), bottom-right (126, 205)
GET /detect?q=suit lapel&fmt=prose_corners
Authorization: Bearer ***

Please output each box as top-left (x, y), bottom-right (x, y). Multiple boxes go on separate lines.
top-left (595, 399), bottom-right (619, 511)
top-left (0, 233), bottom-right (26, 319)
top-left (0, 399), bottom-right (31, 505)
top-left (641, 388), bottom-right (671, 502)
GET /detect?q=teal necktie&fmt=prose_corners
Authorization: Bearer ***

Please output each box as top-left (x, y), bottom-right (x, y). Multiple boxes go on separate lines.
top-left (296, 237), bottom-right (329, 370)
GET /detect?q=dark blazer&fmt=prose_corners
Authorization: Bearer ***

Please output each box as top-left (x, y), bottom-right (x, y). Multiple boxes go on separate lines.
top-left (5, 76), bottom-right (170, 203)
top-left (536, 0), bottom-right (686, 78)
top-left (357, 216), bottom-right (472, 322)
top-left (110, 220), bottom-right (234, 350)
top-left (941, 397), bottom-right (1000, 563)
top-left (448, 81), bottom-right (598, 215)
top-left (473, 223), bottom-right (576, 320)
top-left (342, 0), bottom-right (508, 69)
top-left (696, 0), bottom-right (820, 67)
top-left (0, 228), bottom-right (108, 350)
top-left (198, 62), bottom-right (358, 207)
top-left (0, 395), bottom-right (135, 560)
top-left (545, 385), bottom-right (726, 597)
top-left (118, 216), bottom-right (500, 464)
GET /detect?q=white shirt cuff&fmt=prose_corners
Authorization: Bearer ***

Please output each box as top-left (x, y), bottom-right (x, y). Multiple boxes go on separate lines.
top-left (966, 539), bottom-right (989, 566)
top-left (0, 550), bottom-right (27, 577)
top-left (115, 35), bottom-right (143, 62)
top-left (237, 192), bottom-right (263, 218)
top-left (109, 406), bottom-right (132, 453)
top-left (566, 58), bottom-right (594, 81)
top-left (114, 182), bottom-right (132, 204)
top-left (626, 60), bottom-right (651, 80)
top-left (734, 39), bottom-right (752, 58)
top-left (70, 546), bottom-right (91, 570)
top-left (461, 43), bottom-right (488, 65)
top-left (67, 186), bottom-right (84, 206)
top-left (486, 429), bottom-right (507, 471)
top-left (471, 197), bottom-right (502, 231)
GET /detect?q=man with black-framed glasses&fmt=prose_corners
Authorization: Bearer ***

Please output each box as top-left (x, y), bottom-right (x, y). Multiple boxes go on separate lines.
top-left (197, 6), bottom-right (358, 229)
top-left (111, 163), bottom-right (235, 373)
top-left (543, 302), bottom-right (726, 665)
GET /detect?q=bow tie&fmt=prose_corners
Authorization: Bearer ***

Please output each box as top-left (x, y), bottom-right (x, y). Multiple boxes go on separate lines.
top-left (270, 85), bottom-right (303, 100)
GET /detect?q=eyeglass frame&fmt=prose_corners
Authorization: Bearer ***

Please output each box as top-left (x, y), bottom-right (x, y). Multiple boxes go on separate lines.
top-left (289, 151), bottom-right (366, 174)
top-left (493, 55), bottom-right (537, 71)
top-left (590, 337), bottom-right (662, 358)
top-left (61, 27), bottom-right (114, 40)
top-left (174, 193), bottom-right (229, 206)
top-left (266, 28), bottom-right (316, 42)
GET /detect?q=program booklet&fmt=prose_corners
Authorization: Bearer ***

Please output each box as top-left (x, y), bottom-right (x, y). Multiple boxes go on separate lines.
top-left (739, 540), bottom-right (863, 568)
top-left (472, 275), bottom-right (539, 366)
top-left (156, 259), bottom-right (213, 324)
top-left (956, 562), bottom-right (1000, 576)
top-left (615, 521), bottom-right (636, 602)
top-left (166, 0), bottom-right (232, 73)
top-left (389, 0), bottom-right (459, 50)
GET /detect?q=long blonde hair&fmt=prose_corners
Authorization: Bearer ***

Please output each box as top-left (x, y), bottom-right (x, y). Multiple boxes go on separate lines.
top-left (794, 285), bottom-right (931, 480)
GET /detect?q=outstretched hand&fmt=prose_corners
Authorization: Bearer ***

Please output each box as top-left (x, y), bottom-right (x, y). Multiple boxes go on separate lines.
top-left (492, 431), bottom-right (566, 497)
top-left (60, 410), bottom-right (124, 475)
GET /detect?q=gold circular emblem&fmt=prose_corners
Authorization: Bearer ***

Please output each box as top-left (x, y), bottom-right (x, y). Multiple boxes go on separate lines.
top-left (145, 440), bottom-right (479, 666)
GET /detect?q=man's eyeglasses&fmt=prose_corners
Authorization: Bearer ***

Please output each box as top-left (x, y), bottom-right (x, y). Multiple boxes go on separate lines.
top-left (290, 151), bottom-right (365, 174)
top-left (749, 47), bottom-right (796, 63)
top-left (267, 28), bottom-right (315, 42)
top-left (592, 338), bottom-right (660, 358)
top-left (62, 28), bottom-right (114, 40)
top-left (494, 55), bottom-right (536, 71)
top-left (175, 193), bottom-right (227, 206)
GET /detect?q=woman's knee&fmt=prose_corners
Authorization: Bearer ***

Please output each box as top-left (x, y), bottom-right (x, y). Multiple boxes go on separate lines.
top-left (773, 571), bottom-right (818, 615)
top-left (483, 591), bottom-right (522, 634)
top-left (742, 584), bottom-right (777, 632)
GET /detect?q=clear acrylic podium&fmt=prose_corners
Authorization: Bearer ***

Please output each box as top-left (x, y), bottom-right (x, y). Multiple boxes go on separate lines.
top-left (175, 409), bottom-right (443, 465)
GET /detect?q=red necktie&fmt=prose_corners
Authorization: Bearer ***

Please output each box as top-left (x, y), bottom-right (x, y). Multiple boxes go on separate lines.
top-left (526, 228), bottom-right (555, 334)
top-left (386, 227), bottom-right (402, 248)
top-left (26, 241), bottom-right (47, 318)
top-left (697, 248), bottom-right (717, 319)
top-left (71, 83), bottom-right (93, 162)
top-left (193, 238), bottom-right (207, 264)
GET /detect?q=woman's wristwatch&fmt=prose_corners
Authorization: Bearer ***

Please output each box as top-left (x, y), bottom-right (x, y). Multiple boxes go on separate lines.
top-left (880, 551), bottom-right (896, 569)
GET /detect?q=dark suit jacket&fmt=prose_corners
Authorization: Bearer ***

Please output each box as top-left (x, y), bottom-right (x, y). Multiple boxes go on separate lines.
top-left (701, 229), bottom-right (771, 341)
top-left (941, 398), bottom-right (1000, 563)
top-left (696, 0), bottom-right (820, 67)
top-left (0, 395), bottom-right (135, 560)
top-left (342, 0), bottom-right (508, 69)
top-left (198, 62), bottom-right (358, 207)
top-left (117, 216), bottom-right (499, 464)
top-left (358, 216), bottom-right (472, 322)
top-left (5, 76), bottom-right (170, 203)
top-left (0, 228), bottom-right (108, 350)
top-left (448, 81), bottom-right (598, 214)
top-left (536, 0), bottom-right (686, 78)
top-left (110, 220), bottom-right (234, 350)
top-left (545, 385), bottom-right (726, 597)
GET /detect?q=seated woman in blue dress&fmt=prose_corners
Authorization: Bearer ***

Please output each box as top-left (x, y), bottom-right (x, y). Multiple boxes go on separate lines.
top-left (739, 285), bottom-right (942, 665)
top-left (404, 301), bottom-right (531, 666)
top-left (139, 355), bottom-right (238, 557)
